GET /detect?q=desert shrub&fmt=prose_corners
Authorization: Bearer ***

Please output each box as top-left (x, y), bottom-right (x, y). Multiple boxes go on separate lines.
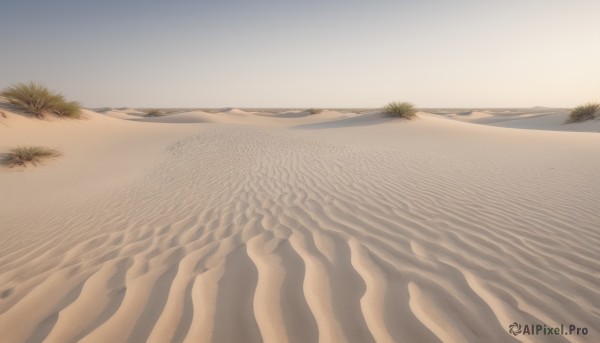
top-left (1, 82), bottom-right (82, 118)
top-left (568, 102), bottom-right (600, 123)
top-left (3, 146), bottom-right (61, 167)
top-left (52, 100), bottom-right (82, 118)
top-left (383, 102), bottom-right (417, 119)
top-left (146, 109), bottom-right (162, 117)
top-left (308, 108), bottom-right (322, 114)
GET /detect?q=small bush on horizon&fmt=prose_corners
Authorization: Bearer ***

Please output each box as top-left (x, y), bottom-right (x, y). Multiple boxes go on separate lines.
top-left (1, 82), bottom-right (82, 118)
top-left (567, 102), bottom-right (600, 123)
top-left (146, 109), bottom-right (163, 117)
top-left (383, 102), bottom-right (417, 119)
top-left (308, 108), bottom-right (322, 114)
top-left (3, 146), bottom-right (61, 167)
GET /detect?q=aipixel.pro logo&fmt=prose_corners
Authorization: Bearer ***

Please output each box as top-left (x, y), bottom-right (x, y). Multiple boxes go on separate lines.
top-left (508, 322), bottom-right (589, 337)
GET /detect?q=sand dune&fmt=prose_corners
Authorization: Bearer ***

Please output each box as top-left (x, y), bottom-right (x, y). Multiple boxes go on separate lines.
top-left (473, 111), bottom-right (600, 132)
top-left (135, 111), bottom-right (224, 124)
top-left (1, 103), bottom-right (599, 342)
top-left (438, 111), bottom-right (494, 121)
top-left (261, 110), bottom-right (351, 120)
top-left (437, 109), bottom-right (600, 133)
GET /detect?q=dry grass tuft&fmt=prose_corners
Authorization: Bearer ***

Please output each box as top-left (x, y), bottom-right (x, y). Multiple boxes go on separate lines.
top-left (146, 109), bottom-right (163, 117)
top-left (383, 102), bottom-right (417, 119)
top-left (1, 82), bottom-right (81, 118)
top-left (567, 102), bottom-right (600, 123)
top-left (2, 146), bottom-right (61, 167)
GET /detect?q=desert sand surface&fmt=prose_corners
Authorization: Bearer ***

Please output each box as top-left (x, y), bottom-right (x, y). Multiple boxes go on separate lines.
top-left (0, 103), bottom-right (599, 342)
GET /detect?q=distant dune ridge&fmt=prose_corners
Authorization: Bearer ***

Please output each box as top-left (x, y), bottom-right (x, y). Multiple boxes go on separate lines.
top-left (0, 100), bottom-right (599, 342)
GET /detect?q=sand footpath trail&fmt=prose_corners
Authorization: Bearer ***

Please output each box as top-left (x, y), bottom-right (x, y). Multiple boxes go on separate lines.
top-left (0, 108), bottom-right (599, 342)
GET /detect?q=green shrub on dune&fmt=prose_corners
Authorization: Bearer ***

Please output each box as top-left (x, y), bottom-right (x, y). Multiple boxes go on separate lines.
top-left (568, 102), bottom-right (600, 123)
top-left (383, 102), bottom-right (417, 119)
top-left (1, 82), bottom-right (82, 118)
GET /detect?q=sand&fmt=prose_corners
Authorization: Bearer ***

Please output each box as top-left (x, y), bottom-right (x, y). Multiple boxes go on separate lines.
top-left (0, 103), bottom-right (599, 342)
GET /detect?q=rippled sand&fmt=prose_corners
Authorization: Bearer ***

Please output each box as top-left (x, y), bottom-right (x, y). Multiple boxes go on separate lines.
top-left (1, 106), bottom-right (599, 342)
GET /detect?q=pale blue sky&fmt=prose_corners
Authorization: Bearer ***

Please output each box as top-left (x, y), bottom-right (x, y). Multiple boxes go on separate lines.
top-left (1, 0), bottom-right (599, 108)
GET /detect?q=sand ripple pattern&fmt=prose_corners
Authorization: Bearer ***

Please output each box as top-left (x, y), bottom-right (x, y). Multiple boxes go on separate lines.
top-left (0, 126), bottom-right (599, 342)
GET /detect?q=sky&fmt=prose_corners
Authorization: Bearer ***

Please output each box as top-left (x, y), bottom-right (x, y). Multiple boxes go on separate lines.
top-left (1, 0), bottom-right (599, 108)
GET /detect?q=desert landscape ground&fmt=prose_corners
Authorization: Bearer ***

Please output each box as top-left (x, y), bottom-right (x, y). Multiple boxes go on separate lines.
top-left (0, 100), bottom-right (599, 342)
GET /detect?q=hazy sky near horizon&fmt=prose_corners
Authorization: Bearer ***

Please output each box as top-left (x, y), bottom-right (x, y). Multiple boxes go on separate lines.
top-left (1, 0), bottom-right (599, 108)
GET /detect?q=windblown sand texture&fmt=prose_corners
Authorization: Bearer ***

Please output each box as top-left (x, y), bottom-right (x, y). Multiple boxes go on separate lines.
top-left (0, 104), bottom-right (599, 342)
